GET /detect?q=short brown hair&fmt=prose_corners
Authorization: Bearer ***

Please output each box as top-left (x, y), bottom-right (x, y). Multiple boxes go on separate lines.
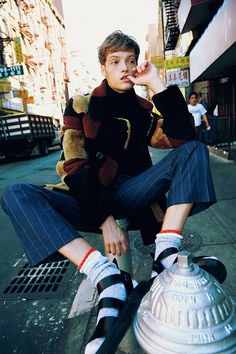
top-left (98, 30), bottom-right (140, 65)
top-left (189, 92), bottom-right (198, 99)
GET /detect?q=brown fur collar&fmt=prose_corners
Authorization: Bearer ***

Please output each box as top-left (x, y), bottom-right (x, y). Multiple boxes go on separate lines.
top-left (72, 79), bottom-right (153, 117)
top-left (92, 79), bottom-right (153, 109)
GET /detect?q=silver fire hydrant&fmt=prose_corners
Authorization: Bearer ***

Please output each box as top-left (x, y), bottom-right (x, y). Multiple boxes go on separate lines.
top-left (134, 251), bottom-right (236, 353)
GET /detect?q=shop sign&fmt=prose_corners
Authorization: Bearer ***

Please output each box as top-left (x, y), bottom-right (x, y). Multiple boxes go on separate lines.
top-left (151, 57), bottom-right (165, 69)
top-left (166, 69), bottom-right (190, 87)
top-left (23, 96), bottom-right (34, 104)
top-left (151, 56), bottom-right (189, 70)
top-left (0, 65), bottom-right (24, 79)
top-left (0, 81), bottom-right (12, 93)
top-left (165, 57), bottom-right (189, 70)
top-left (2, 99), bottom-right (24, 112)
top-left (16, 90), bottom-right (29, 98)
top-left (14, 37), bottom-right (24, 64)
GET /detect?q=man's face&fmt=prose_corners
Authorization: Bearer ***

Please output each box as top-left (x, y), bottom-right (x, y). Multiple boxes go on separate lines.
top-left (189, 94), bottom-right (197, 105)
top-left (101, 50), bottom-right (137, 93)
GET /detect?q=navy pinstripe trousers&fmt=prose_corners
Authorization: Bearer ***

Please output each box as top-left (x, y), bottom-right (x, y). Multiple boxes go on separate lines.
top-left (1, 141), bottom-right (216, 266)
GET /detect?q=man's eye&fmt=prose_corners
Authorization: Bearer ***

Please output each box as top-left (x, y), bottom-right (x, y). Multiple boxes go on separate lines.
top-left (129, 60), bottom-right (135, 64)
top-left (111, 60), bottom-right (118, 64)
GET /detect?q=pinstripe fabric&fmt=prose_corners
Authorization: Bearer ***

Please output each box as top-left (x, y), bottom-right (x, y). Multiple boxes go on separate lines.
top-left (1, 141), bottom-right (216, 266)
top-left (1, 183), bottom-right (96, 265)
top-left (113, 141), bottom-right (216, 216)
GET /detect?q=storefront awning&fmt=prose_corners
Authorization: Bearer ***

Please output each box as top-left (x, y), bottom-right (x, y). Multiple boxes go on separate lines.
top-left (192, 43), bottom-right (236, 81)
top-left (178, 0), bottom-right (222, 34)
top-left (190, 0), bottom-right (236, 82)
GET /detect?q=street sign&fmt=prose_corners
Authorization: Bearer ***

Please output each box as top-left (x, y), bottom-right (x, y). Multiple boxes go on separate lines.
top-left (0, 81), bottom-right (12, 93)
top-left (165, 57), bottom-right (189, 70)
top-left (151, 56), bottom-right (189, 70)
top-left (0, 65), bottom-right (24, 79)
top-left (16, 89), bottom-right (29, 98)
top-left (14, 37), bottom-right (24, 64)
top-left (166, 69), bottom-right (190, 87)
top-left (151, 57), bottom-right (165, 69)
top-left (23, 96), bottom-right (34, 104)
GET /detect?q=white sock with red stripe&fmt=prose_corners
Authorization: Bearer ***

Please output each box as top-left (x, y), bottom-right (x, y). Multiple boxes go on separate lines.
top-left (78, 248), bottom-right (126, 354)
top-left (152, 230), bottom-right (183, 277)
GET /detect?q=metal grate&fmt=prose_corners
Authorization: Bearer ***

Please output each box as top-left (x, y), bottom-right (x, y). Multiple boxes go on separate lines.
top-left (181, 229), bottom-right (203, 253)
top-left (2, 260), bottom-right (75, 300)
top-left (132, 229), bottom-right (202, 255)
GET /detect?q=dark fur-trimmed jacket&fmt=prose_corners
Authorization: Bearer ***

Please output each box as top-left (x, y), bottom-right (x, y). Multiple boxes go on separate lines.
top-left (53, 80), bottom-right (195, 239)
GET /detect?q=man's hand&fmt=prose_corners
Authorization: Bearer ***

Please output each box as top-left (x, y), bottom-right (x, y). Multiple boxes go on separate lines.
top-left (100, 215), bottom-right (129, 256)
top-left (127, 61), bottom-right (166, 94)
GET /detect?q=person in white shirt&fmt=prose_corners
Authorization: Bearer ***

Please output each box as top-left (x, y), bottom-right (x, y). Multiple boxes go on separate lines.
top-left (188, 92), bottom-right (210, 141)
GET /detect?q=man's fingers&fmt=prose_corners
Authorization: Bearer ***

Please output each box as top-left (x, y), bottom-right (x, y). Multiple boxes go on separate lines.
top-left (127, 75), bottom-right (139, 84)
top-left (106, 240), bottom-right (129, 257)
top-left (115, 241), bottom-right (122, 257)
top-left (141, 63), bottom-right (147, 71)
top-left (105, 243), bottom-right (111, 254)
top-left (136, 66), bottom-right (142, 73)
top-left (108, 240), bottom-right (129, 256)
top-left (105, 242), bottom-right (119, 256)
top-left (127, 75), bottom-right (135, 81)
top-left (110, 243), bottom-right (117, 256)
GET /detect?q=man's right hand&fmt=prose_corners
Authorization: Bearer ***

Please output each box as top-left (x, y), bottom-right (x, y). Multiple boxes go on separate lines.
top-left (127, 61), bottom-right (167, 94)
top-left (100, 215), bottom-right (129, 256)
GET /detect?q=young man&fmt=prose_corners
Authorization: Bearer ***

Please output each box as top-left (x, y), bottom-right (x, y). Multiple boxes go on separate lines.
top-left (1, 31), bottom-right (219, 354)
top-left (188, 91), bottom-right (211, 141)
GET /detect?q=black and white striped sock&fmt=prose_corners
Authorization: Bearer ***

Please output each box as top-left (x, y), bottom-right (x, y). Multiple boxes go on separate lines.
top-left (152, 232), bottom-right (183, 277)
top-left (80, 250), bottom-right (126, 354)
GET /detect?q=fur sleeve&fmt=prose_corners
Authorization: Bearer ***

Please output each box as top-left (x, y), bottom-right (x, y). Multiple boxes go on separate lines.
top-left (56, 96), bottom-right (89, 181)
top-left (149, 85), bottom-right (196, 148)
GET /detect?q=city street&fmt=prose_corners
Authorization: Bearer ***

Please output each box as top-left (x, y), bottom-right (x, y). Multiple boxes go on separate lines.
top-left (0, 148), bottom-right (236, 353)
top-left (1, 0), bottom-right (236, 353)
top-left (0, 150), bottom-right (83, 354)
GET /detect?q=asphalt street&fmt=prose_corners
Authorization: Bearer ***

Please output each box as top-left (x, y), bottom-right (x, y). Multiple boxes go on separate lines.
top-left (0, 149), bottom-right (82, 354)
top-left (0, 147), bottom-right (236, 354)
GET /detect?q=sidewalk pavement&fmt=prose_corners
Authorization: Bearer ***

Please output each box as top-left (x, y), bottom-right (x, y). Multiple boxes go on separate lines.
top-left (55, 147), bottom-right (236, 354)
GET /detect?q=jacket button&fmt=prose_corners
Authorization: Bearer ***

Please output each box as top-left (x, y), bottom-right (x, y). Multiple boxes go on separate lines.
top-left (96, 152), bottom-right (104, 160)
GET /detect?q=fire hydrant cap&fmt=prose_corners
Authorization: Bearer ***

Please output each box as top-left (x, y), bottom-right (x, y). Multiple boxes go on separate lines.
top-left (134, 251), bottom-right (236, 354)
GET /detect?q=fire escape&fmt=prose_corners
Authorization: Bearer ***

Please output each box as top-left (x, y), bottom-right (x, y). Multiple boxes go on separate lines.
top-left (0, 33), bottom-right (13, 66)
top-left (0, 1), bottom-right (13, 65)
top-left (162, 0), bottom-right (180, 51)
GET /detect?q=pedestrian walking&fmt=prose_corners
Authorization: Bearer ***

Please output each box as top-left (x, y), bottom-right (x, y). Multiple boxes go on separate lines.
top-left (188, 91), bottom-right (211, 141)
top-left (1, 31), bottom-right (224, 354)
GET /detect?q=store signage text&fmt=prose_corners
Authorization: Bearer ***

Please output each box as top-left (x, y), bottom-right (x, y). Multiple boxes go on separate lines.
top-left (14, 37), bottom-right (24, 64)
top-left (0, 81), bottom-right (12, 93)
top-left (166, 69), bottom-right (190, 87)
top-left (151, 56), bottom-right (189, 70)
top-left (0, 65), bottom-right (24, 79)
